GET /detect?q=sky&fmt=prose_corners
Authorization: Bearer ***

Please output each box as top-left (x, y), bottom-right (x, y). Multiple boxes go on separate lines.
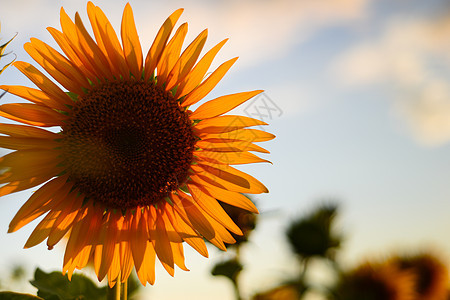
top-left (1, 0), bottom-right (450, 299)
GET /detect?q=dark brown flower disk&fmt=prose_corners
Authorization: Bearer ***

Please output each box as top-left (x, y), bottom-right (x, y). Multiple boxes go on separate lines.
top-left (61, 80), bottom-right (196, 209)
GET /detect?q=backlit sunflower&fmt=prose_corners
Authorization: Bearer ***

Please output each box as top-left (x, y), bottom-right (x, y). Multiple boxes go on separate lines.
top-left (0, 2), bottom-right (273, 287)
top-left (391, 253), bottom-right (449, 300)
top-left (335, 262), bottom-right (415, 300)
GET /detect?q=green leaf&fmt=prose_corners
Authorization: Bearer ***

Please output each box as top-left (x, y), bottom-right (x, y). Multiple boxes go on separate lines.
top-left (30, 268), bottom-right (107, 300)
top-left (0, 292), bottom-right (43, 300)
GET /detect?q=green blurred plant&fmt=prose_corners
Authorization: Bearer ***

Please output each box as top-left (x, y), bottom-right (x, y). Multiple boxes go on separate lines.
top-left (211, 259), bottom-right (243, 300)
top-left (10, 266), bottom-right (26, 283)
top-left (0, 267), bottom-right (141, 300)
top-left (0, 291), bottom-right (42, 299)
top-left (30, 268), bottom-right (108, 300)
top-left (286, 203), bottom-right (342, 297)
top-left (286, 203), bottom-right (341, 262)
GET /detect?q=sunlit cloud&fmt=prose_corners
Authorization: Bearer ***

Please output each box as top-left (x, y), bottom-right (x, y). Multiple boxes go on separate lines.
top-left (175, 0), bottom-right (369, 68)
top-left (395, 80), bottom-right (450, 146)
top-left (0, 0), bottom-right (368, 69)
top-left (330, 10), bottom-right (450, 146)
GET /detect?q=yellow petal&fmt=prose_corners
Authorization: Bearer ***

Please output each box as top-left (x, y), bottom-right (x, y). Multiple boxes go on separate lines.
top-left (64, 202), bottom-right (101, 273)
top-left (165, 200), bottom-right (209, 258)
top-left (201, 128), bottom-right (276, 143)
top-left (171, 242), bottom-right (189, 271)
top-left (188, 184), bottom-right (242, 235)
top-left (0, 149), bottom-right (62, 184)
top-left (196, 140), bottom-right (270, 154)
top-left (121, 3), bottom-right (142, 79)
top-left (176, 39), bottom-right (228, 99)
top-left (135, 240), bottom-right (156, 286)
top-left (190, 164), bottom-right (249, 192)
top-left (24, 42), bottom-right (75, 93)
top-left (47, 27), bottom-right (97, 81)
top-left (182, 57), bottom-right (238, 107)
top-left (25, 40), bottom-right (87, 95)
top-left (0, 122), bottom-right (59, 140)
top-left (194, 180), bottom-right (258, 213)
top-left (0, 136), bottom-right (59, 150)
top-left (61, 205), bottom-right (89, 268)
top-left (0, 175), bottom-right (53, 197)
top-left (165, 29), bottom-right (208, 91)
top-left (0, 103), bottom-right (67, 127)
top-left (107, 243), bottom-right (121, 287)
top-left (13, 61), bottom-right (73, 108)
top-left (29, 38), bottom-right (90, 89)
top-left (98, 212), bottom-right (121, 281)
top-left (194, 150), bottom-right (271, 165)
top-left (156, 23), bottom-right (188, 85)
top-left (24, 209), bottom-right (61, 249)
top-left (194, 115), bottom-right (268, 133)
top-left (0, 169), bottom-right (57, 187)
top-left (86, 2), bottom-right (107, 58)
top-left (9, 176), bottom-right (71, 233)
top-left (19, 187), bottom-right (75, 245)
top-left (201, 217), bottom-right (227, 250)
top-left (66, 244), bottom-right (92, 280)
top-left (190, 90), bottom-right (263, 120)
top-left (149, 206), bottom-right (174, 276)
top-left (47, 193), bottom-right (84, 247)
top-left (88, 3), bottom-right (129, 78)
top-left (130, 208), bottom-right (149, 270)
top-left (119, 214), bottom-right (134, 283)
top-left (59, 8), bottom-right (101, 80)
top-left (144, 9), bottom-right (184, 81)
top-left (158, 203), bottom-right (183, 243)
top-left (203, 212), bottom-right (236, 245)
top-left (74, 13), bottom-right (113, 81)
top-left (191, 162), bottom-right (268, 194)
top-left (0, 85), bottom-right (55, 108)
top-left (172, 192), bottom-right (216, 240)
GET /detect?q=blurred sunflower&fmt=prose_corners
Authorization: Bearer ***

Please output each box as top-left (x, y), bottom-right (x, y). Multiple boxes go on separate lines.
top-left (0, 2), bottom-right (273, 287)
top-left (334, 262), bottom-right (415, 300)
top-left (390, 253), bottom-right (449, 300)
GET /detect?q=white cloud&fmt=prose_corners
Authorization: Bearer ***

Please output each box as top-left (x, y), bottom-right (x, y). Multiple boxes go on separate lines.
top-left (172, 0), bottom-right (369, 68)
top-left (396, 80), bottom-right (450, 146)
top-left (0, 0), bottom-right (368, 70)
top-left (330, 13), bottom-right (450, 146)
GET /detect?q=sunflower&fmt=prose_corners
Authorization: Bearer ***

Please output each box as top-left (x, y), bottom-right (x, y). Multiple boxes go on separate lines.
top-left (0, 2), bottom-right (273, 287)
top-left (390, 253), bottom-right (449, 300)
top-left (335, 262), bottom-right (416, 300)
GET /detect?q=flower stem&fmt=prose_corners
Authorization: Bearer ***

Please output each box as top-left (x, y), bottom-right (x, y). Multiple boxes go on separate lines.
top-left (123, 279), bottom-right (128, 300)
top-left (107, 282), bottom-right (120, 300)
top-left (115, 280), bottom-right (121, 300)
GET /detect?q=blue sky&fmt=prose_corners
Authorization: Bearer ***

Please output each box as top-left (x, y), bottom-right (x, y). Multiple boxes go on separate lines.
top-left (1, 0), bottom-right (450, 299)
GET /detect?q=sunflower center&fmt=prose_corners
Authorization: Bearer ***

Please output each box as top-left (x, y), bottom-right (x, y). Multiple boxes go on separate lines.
top-left (61, 81), bottom-right (196, 209)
